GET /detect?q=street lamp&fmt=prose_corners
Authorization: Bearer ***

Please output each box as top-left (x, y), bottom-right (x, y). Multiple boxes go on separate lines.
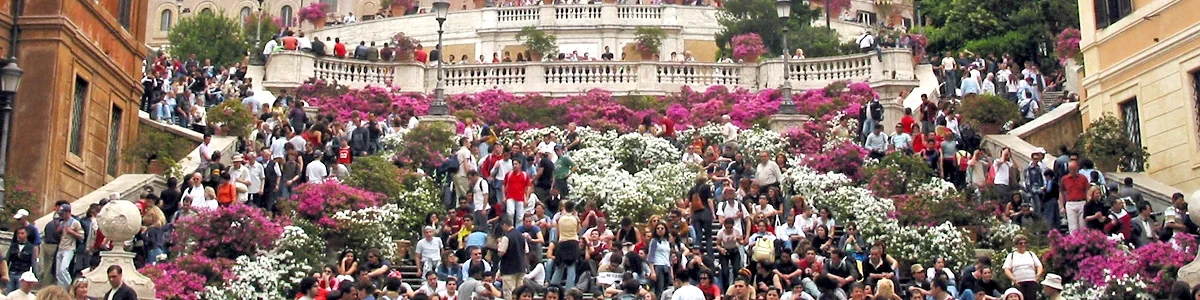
top-left (429, 0), bottom-right (451, 116)
top-left (253, 0), bottom-right (266, 65)
top-left (0, 58), bottom-right (24, 210)
top-left (776, 0), bottom-right (796, 114)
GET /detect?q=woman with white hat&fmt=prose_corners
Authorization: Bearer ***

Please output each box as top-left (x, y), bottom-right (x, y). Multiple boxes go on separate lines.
top-left (999, 288), bottom-right (1023, 300)
top-left (1040, 273), bottom-right (1063, 300)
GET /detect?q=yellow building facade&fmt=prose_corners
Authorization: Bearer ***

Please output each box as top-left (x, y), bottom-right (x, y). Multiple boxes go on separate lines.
top-left (1077, 0), bottom-right (1200, 192)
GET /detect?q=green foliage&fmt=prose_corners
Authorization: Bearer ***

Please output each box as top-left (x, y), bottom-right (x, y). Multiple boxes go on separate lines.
top-left (207, 99), bottom-right (256, 138)
top-left (516, 26), bottom-right (559, 57)
top-left (0, 177), bottom-right (41, 229)
top-left (244, 13), bottom-right (282, 59)
top-left (397, 123), bottom-right (458, 174)
top-left (167, 12), bottom-right (248, 67)
top-left (716, 0), bottom-right (852, 58)
top-left (344, 156), bottom-right (406, 199)
top-left (1077, 114), bottom-right (1150, 172)
top-left (634, 27), bottom-right (667, 53)
top-left (124, 125), bottom-right (195, 178)
top-left (864, 153), bottom-right (936, 196)
top-left (959, 94), bottom-right (1021, 128)
top-left (919, 0), bottom-right (1078, 69)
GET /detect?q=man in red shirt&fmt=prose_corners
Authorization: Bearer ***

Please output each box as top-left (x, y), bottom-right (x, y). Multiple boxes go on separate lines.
top-left (1059, 161), bottom-right (1089, 233)
top-left (415, 44), bottom-right (429, 63)
top-left (337, 140), bottom-right (352, 165)
top-left (504, 160), bottom-right (531, 225)
top-left (480, 146), bottom-right (502, 181)
top-left (900, 107), bottom-right (916, 134)
top-left (281, 32), bottom-right (299, 50)
top-left (659, 115), bottom-right (676, 139)
top-left (334, 38), bottom-right (347, 58)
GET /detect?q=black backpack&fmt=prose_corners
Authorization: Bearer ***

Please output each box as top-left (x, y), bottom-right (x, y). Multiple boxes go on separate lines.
top-left (870, 101), bottom-right (884, 121)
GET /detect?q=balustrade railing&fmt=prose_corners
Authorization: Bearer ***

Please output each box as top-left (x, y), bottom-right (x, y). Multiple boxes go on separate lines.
top-left (785, 53), bottom-right (872, 82)
top-left (554, 5), bottom-right (603, 19)
top-left (443, 64), bottom-right (528, 87)
top-left (655, 63), bottom-right (742, 86)
top-left (543, 62), bottom-right (639, 84)
top-left (313, 58), bottom-right (395, 87)
top-left (497, 7), bottom-right (541, 22)
top-left (617, 5), bottom-right (664, 19)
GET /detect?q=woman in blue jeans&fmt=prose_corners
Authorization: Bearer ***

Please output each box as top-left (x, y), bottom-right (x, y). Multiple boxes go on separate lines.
top-left (646, 222), bottom-right (673, 297)
top-left (6, 227), bottom-right (35, 293)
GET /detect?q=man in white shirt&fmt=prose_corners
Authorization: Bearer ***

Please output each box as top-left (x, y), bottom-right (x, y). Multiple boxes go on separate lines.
top-left (343, 12), bottom-right (357, 24)
top-left (417, 271), bottom-right (447, 297)
top-left (455, 138), bottom-right (476, 198)
top-left (415, 226), bottom-right (444, 275)
top-left (469, 170), bottom-right (490, 225)
top-left (864, 124), bottom-right (888, 159)
top-left (670, 273), bottom-right (706, 300)
top-left (182, 172), bottom-right (209, 209)
top-left (681, 145), bottom-right (704, 167)
top-left (305, 151), bottom-right (328, 183)
top-left (263, 38), bottom-right (278, 60)
top-left (197, 134), bottom-right (215, 169)
top-left (857, 31), bottom-right (875, 53)
top-left (716, 193), bottom-right (749, 233)
top-left (536, 134), bottom-right (559, 162)
top-left (297, 32), bottom-right (313, 51)
top-left (755, 151), bottom-right (783, 191)
top-left (246, 152), bottom-right (266, 205)
top-left (289, 131), bottom-right (308, 153)
top-left (775, 214), bottom-right (805, 253)
top-left (721, 115), bottom-right (739, 141)
top-left (229, 154), bottom-right (252, 203)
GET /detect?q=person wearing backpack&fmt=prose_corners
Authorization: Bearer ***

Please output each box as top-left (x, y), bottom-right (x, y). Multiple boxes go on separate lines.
top-left (749, 219), bottom-right (777, 264)
top-left (1002, 235), bottom-right (1043, 300)
top-left (862, 97), bottom-right (885, 143)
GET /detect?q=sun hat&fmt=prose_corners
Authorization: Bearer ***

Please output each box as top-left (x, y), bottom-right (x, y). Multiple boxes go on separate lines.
top-left (1041, 273), bottom-right (1063, 290)
top-left (19, 271), bottom-right (37, 283)
top-left (232, 154), bottom-right (245, 163)
top-left (1001, 288), bottom-right (1023, 300)
top-left (12, 209), bottom-right (28, 219)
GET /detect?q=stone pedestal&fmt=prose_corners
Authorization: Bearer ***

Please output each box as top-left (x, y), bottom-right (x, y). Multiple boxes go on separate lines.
top-left (768, 114), bottom-right (812, 133)
top-left (1178, 190), bottom-right (1200, 287)
top-left (419, 114), bottom-right (459, 130)
top-left (85, 200), bottom-right (156, 300)
top-left (0, 231), bottom-right (11, 258)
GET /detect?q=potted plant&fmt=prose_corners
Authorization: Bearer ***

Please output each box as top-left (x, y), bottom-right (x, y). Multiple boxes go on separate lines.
top-left (516, 26), bottom-right (558, 62)
top-left (1077, 114), bottom-right (1151, 172)
top-left (382, 0), bottom-right (415, 17)
top-left (298, 2), bottom-right (330, 28)
top-left (634, 27), bottom-right (666, 61)
top-left (123, 126), bottom-right (192, 178)
top-left (393, 32), bottom-right (420, 61)
top-left (731, 33), bottom-right (766, 63)
top-left (959, 94), bottom-right (1021, 135)
top-left (1054, 28), bottom-right (1082, 67)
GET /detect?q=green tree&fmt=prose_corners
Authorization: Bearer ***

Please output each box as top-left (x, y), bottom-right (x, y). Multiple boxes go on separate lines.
top-left (244, 13), bottom-right (283, 59)
top-left (716, 0), bottom-right (855, 58)
top-left (167, 12), bottom-right (249, 66)
top-left (918, 0), bottom-right (1078, 69)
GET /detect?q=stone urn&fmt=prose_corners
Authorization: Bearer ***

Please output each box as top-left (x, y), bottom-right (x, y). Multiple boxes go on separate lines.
top-left (83, 200), bottom-right (156, 299)
top-left (1175, 190), bottom-right (1200, 286)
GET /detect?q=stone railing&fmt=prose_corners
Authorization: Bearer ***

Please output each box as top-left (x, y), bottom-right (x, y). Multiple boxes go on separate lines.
top-left (263, 49), bottom-right (917, 96)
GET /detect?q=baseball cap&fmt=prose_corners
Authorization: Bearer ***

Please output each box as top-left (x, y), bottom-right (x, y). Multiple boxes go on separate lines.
top-left (19, 271), bottom-right (37, 283)
top-left (12, 209), bottom-right (28, 219)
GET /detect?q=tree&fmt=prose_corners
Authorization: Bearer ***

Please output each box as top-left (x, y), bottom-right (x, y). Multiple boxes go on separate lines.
top-left (716, 0), bottom-right (855, 58)
top-left (918, 0), bottom-right (1078, 70)
top-left (244, 13), bottom-right (283, 61)
top-left (167, 12), bottom-right (249, 66)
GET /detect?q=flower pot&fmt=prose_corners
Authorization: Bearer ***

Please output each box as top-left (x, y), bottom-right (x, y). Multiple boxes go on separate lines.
top-left (390, 4), bottom-right (408, 17)
top-left (639, 50), bottom-right (656, 61)
top-left (311, 18), bottom-right (327, 29)
top-left (963, 225), bottom-right (981, 243)
top-left (543, 0), bottom-right (554, 4)
top-left (148, 159), bottom-right (169, 174)
top-left (396, 51), bottom-right (415, 62)
top-left (977, 123), bottom-right (1001, 135)
top-left (530, 52), bottom-right (544, 62)
top-left (738, 56), bottom-right (760, 63)
top-left (603, 0), bottom-right (617, 3)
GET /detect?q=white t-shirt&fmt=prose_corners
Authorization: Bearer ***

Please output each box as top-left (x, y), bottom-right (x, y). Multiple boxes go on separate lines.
top-left (472, 179), bottom-right (490, 211)
top-left (456, 147), bottom-right (475, 176)
top-left (536, 141), bottom-right (559, 162)
top-left (492, 159), bottom-right (513, 181)
top-left (289, 136), bottom-right (308, 153)
top-left (671, 285), bottom-right (706, 300)
top-left (247, 163), bottom-right (265, 194)
top-left (717, 200), bottom-right (749, 228)
top-left (1003, 250), bottom-right (1042, 283)
top-left (993, 160), bottom-right (1013, 185)
top-left (305, 160), bottom-right (328, 184)
top-left (415, 237), bottom-right (444, 261)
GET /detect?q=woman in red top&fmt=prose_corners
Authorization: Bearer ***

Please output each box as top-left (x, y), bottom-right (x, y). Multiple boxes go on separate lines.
top-left (900, 108), bottom-right (916, 134)
top-left (697, 271), bottom-right (723, 300)
top-left (504, 159), bottom-right (532, 224)
top-left (215, 173), bottom-right (237, 206)
top-left (1105, 199), bottom-right (1134, 243)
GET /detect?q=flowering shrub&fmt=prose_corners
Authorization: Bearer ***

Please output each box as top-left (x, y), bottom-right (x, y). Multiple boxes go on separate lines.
top-left (288, 182), bottom-right (384, 228)
top-left (736, 127), bottom-right (787, 165)
top-left (142, 254), bottom-right (235, 300)
top-left (803, 140), bottom-right (867, 180)
top-left (171, 204), bottom-right (284, 259)
top-left (393, 32), bottom-right (421, 53)
top-left (331, 207), bottom-right (399, 260)
top-left (1054, 28), bottom-right (1082, 66)
top-left (1061, 272), bottom-right (1155, 300)
top-left (203, 251), bottom-right (304, 299)
top-left (295, 78), bottom-right (349, 100)
top-left (863, 153), bottom-right (936, 196)
top-left (731, 33), bottom-right (767, 61)
top-left (678, 124), bottom-right (729, 151)
top-left (207, 99), bottom-right (255, 138)
top-left (783, 121), bottom-right (828, 156)
top-left (612, 132), bottom-right (682, 174)
top-left (1132, 236), bottom-right (1197, 296)
top-left (384, 123), bottom-right (457, 173)
top-left (304, 85), bottom-right (429, 122)
top-left (878, 222), bottom-right (974, 270)
top-left (297, 2), bottom-right (329, 23)
top-left (1043, 229), bottom-right (1122, 282)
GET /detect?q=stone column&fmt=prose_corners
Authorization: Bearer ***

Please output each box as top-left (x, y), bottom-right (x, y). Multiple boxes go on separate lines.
top-left (1175, 190), bottom-right (1200, 286)
top-left (84, 200), bottom-right (156, 299)
top-left (880, 101), bottom-right (904, 134)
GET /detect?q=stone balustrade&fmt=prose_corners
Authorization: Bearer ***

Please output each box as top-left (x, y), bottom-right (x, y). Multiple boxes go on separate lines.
top-left (263, 49), bottom-right (917, 96)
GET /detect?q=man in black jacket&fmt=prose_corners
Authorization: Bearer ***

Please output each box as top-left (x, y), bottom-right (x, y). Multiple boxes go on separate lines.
top-left (105, 265), bottom-right (139, 300)
top-left (313, 36), bottom-right (327, 56)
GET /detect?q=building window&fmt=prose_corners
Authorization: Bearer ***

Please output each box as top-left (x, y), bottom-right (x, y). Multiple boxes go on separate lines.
top-left (160, 10), bottom-right (173, 31)
top-left (201, 8), bottom-right (213, 14)
top-left (69, 77), bottom-right (89, 156)
top-left (281, 6), bottom-right (294, 27)
top-left (1094, 0), bottom-right (1132, 29)
top-left (857, 10), bottom-right (878, 26)
top-left (241, 7), bottom-right (252, 19)
top-left (1192, 69), bottom-right (1200, 147)
top-left (1120, 98), bottom-right (1144, 172)
top-left (107, 106), bottom-right (124, 177)
top-left (322, 0), bottom-right (339, 12)
top-left (119, 0), bottom-right (132, 29)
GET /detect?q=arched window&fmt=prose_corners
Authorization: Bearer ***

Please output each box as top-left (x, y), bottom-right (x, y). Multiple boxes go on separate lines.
top-left (241, 7), bottom-right (252, 19)
top-left (322, 0), bottom-right (339, 12)
top-left (160, 9), bottom-right (173, 31)
top-left (200, 8), bottom-right (213, 14)
top-left (281, 6), bottom-right (294, 27)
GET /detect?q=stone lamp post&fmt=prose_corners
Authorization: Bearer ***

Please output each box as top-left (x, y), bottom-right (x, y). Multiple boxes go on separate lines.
top-left (83, 200), bottom-right (156, 299)
top-left (1176, 190), bottom-right (1200, 286)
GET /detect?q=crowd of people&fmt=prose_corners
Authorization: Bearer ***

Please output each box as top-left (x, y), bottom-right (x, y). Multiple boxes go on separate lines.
top-left (140, 52), bottom-right (257, 133)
